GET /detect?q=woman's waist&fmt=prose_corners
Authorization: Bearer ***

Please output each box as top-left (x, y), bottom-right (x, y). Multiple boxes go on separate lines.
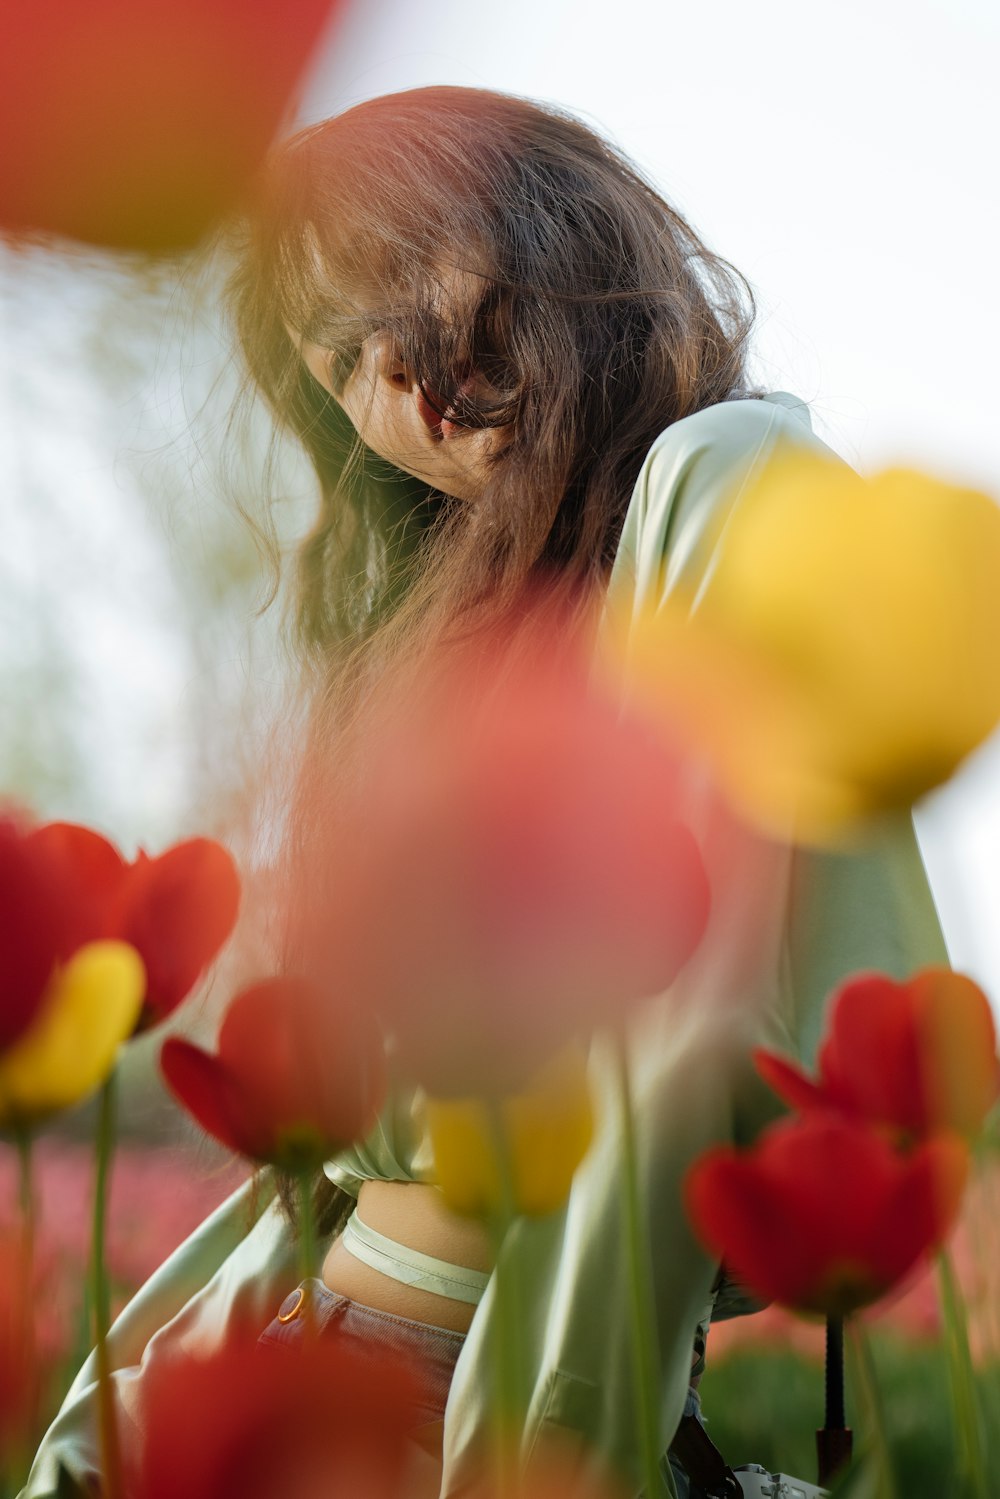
top-left (322, 1179), bottom-right (494, 1333)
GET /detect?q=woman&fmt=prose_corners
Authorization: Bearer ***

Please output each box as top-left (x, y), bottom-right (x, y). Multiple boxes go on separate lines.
top-left (22, 87), bottom-right (947, 1499)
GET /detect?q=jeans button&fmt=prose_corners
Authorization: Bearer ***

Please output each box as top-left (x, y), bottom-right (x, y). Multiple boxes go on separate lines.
top-left (277, 1286), bottom-right (305, 1323)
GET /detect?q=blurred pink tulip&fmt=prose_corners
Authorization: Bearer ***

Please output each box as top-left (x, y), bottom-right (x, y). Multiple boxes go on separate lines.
top-left (297, 610), bottom-right (711, 1093)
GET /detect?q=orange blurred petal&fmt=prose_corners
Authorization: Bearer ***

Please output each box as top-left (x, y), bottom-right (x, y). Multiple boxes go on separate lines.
top-left (0, 0), bottom-right (344, 250)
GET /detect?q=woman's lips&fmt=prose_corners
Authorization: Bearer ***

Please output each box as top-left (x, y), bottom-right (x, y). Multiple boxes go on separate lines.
top-left (416, 385), bottom-right (444, 438)
top-left (418, 384), bottom-right (464, 441)
top-left (417, 380), bottom-right (473, 442)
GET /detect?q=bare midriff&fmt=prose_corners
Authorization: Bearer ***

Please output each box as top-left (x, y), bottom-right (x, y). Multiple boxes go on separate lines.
top-left (321, 1179), bottom-right (495, 1333)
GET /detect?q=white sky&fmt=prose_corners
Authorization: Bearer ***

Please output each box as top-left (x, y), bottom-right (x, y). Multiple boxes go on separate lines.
top-left (293, 0), bottom-right (1000, 993)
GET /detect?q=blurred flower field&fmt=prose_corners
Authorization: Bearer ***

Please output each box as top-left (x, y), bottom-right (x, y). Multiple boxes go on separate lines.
top-left (0, 1135), bottom-right (246, 1457)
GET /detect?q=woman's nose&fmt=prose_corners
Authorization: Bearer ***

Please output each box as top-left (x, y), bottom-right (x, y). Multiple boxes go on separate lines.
top-left (373, 334), bottom-right (413, 391)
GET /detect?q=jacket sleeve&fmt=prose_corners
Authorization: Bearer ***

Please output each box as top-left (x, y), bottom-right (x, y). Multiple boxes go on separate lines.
top-left (18, 1171), bottom-right (309, 1499)
top-left (438, 398), bottom-right (949, 1499)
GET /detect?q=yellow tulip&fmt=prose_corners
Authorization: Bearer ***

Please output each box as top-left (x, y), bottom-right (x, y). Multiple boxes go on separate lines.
top-left (424, 1047), bottom-right (595, 1219)
top-left (0, 941), bottom-right (145, 1127)
top-left (615, 447), bottom-right (1000, 843)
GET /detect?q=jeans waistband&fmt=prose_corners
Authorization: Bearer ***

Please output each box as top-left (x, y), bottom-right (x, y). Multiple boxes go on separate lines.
top-left (257, 1278), bottom-right (467, 1423)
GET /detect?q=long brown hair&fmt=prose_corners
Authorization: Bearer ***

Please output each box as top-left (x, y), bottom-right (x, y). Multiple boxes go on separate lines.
top-left (229, 85), bottom-right (760, 699)
top-left (225, 85), bottom-right (762, 1230)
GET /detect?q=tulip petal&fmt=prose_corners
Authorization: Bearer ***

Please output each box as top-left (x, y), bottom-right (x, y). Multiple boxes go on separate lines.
top-left (867, 1133), bottom-right (969, 1290)
top-left (0, 941), bottom-right (144, 1125)
top-left (622, 448), bottom-right (1000, 843)
top-left (128, 1321), bottom-right (421, 1499)
top-left (27, 820), bottom-right (129, 958)
top-left (159, 1039), bottom-right (270, 1160)
top-left (161, 977), bottom-right (385, 1170)
top-left (116, 838), bottom-right (241, 1025)
top-left (684, 1112), bottom-right (969, 1316)
top-left (819, 974), bottom-right (929, 1134)
top-left (752, 1047), bottom-right (829, 1114)
top-left (684, 1145), bottom-right (823, 1310)
top-left (301, 610), bottom-right (712, 1095)
top-left (0, 0), bottom-right (344, 251)
top-left (217, 979), bottom-right (385, 1158)
top-left (425, 1047), bottom-right (595, 1218)
top-left (0, 816), bottom-right (64, 1050)
top-left (908, 970), bottom-right (999, 1138)
top-left (772, 968), bottom-right (1000, 1142)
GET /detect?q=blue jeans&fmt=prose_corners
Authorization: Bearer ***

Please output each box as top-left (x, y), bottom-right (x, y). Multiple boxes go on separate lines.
top-left (257, 1276), bottom-right (467, 1427)
top-left (262, 1280), bottom-right (708, 1490)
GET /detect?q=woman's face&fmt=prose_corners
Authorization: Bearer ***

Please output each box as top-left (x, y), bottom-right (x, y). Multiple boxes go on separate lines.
top-left (288, 324), bottom-right (510, 503)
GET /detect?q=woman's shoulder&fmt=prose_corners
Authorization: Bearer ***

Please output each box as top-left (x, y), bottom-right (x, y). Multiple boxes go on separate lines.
top-left (607, 392), bottom-right (846, 615)
top-left (639, 390), bottom-right (828, 510)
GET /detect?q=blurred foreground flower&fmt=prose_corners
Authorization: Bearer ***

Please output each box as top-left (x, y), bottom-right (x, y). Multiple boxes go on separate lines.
top-left (1, 0), bottom-right (342, 251)
top-left (0, 1231), bottom-right (44, 1477)
top-left (304, 607), bottom-right (710, 1095)
top-left (424, 1046), bottom-right (595, 1218)
top-left (684, 1112), bottom-right (968, 1316)
top-left (755, 968), bottom-right (1000, 1144)
top-left (0, 943), bottom-right (144, 1129)
top-left (124, 1323), bottom-right (421, 1499)
top-left (160, 977), bottom-right (385, 1171)
top-left (618, 449), bottom-right (1000, 843)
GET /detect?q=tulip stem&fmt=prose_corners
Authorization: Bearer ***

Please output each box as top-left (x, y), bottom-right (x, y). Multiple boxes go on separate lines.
top-left (485, 1098), bottom-right (524, 1499)
top-left (611, 1027), bottom-right (667, 1499)
top-left (824, 1315), bottom-right (845, 1428)
top-left (297, 1169), bottom-right (319, 1281)
top-left (847, 1321), bottom-right (897, 1499)
top-left (16, 1129), bottom-right (36, 1306)
top-left (91, 1070), bottom-right (123, 1499)
top-left (14, 1129), bottom-right (39, 1487)
top-left (16, 1129), bottom-right (34, 1235)
top-left (816, 1315), bottom-right (853, 1486)
top-left (937, 1248), bottom-right (989, 1498)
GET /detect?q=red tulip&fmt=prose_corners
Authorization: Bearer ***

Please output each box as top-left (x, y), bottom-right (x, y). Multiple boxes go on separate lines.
top-left (160, 977), bottom-right (385, 1170)
top-left (1, 0), bottom-right (342, 251)
top-left (1, 812), bottom-right (240, 1058)
top-left (754, 968), bottom-right (1000, 1143)
top-left (300, 610), bottom-right (711, 1094)
top-left (113, 838), bottom-right (241, 1029)
top-left (0, 815), bottom-right (65, 1050)
top-left (684, 1112), bottom-right (969, 1316)
top-left (0, 813), bottom-right (130, 1051)
top-left (125, 1320), bottom-right (421, 1499)
top-left (26, 820), bottom-right (130, 960)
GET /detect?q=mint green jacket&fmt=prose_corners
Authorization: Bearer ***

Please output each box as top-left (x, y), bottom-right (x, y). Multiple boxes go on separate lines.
top-left (21, 394), bottom-right (947, 1499)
